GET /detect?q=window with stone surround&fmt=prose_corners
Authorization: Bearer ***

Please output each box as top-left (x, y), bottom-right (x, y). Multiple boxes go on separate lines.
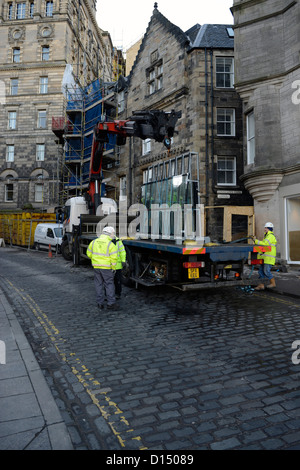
top-left (45, 1), bottom-right (53, 17)
top-left (35, 177), bottom-right (44, 202)
top-left (216, 57), bottom-right (234, 88)
top-left (36, 144), bottom-right (45, 161)
top-left (8, 111), bottom-right (17, 130)
top-left (142, 138), bottom-right (151, 155)
top-left (247, 111), bottom-right (255, 164)
top-left (5, 178), bottom-right (14, 202)
top-left (8, 3), bottom-right (13, 19)
top-left (147, 56), bottom-right (163, 95)
top-left (12, 47), bottom-right (21, 63)
top-left (39, 76), bottom-right (48, 94)
top-left (16, 2), bottom-right (26, 19)
top-left (6, 145), bottom-right (15, 162)
top-left (119, 176), bottom-right (126, 201)
top-left (38, 110), bottom-right (47, 128)
top-left (10, 78), bottom-right (19, 95)
top-left (42, 45), bottom-right (50, 61)
top-left (217, 108), bottom-right (235, 136)
top-left (217, 156), bottom-right (236, 186)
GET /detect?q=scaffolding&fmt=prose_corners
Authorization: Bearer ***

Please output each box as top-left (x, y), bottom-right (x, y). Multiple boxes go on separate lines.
top-left (52, 77), bottom-right (118, 204)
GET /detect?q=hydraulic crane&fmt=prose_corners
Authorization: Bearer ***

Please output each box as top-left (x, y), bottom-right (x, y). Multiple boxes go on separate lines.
top-left (87, 109), bottom-right (181, 214)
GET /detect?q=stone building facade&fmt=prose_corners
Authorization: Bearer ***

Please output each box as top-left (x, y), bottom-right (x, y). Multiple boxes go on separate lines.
top-left (232, 0), bottom-right (300, 263)
top-left (116, 6), bottom-right (252, 241)
top-left (0, 0), bottom-right (113, 211)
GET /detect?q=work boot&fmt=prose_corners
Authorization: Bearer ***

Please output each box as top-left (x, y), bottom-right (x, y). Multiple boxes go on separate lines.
top-left (255, 283), bottom-right (265, 291)
top-left (266, 278), bottom-right (276, 289)
top-left (107, 303), bottom-right (119, 310)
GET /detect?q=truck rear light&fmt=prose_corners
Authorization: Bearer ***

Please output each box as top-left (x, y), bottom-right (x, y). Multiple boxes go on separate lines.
top-left (183, 262), bottom-right (205, 268)
top-left (251, 259), bottom-right (263, 265)
top-left (235, 273), bottom-right (241, 278)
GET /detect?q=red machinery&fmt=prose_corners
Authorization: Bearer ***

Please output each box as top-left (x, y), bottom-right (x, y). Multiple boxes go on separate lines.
top-left (88, 110), bottom-right (181, 213)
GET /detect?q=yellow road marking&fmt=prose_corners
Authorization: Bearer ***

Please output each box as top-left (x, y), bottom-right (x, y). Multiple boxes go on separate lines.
top-left (5, 279), bottom-right (147, 450)
top-left (253, 292), bottom-right (300, 308)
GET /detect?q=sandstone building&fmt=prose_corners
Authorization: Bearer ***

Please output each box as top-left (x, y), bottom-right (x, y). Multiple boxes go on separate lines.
top-left (116, 6), bottom-right (252, 241)
top-left (0, 0), bottom-right (113, 211)
top-left (232, 0), bottom-right (300, 263)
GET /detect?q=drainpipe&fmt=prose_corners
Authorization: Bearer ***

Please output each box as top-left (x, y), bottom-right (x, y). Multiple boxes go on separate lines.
top-left (210, 49), bottom-right (217, 194)
top-left (205, 49), bottom-right (209, 205)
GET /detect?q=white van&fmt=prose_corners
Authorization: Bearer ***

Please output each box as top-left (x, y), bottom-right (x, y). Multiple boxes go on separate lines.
top-left (34, 223), bottom-right (63, 252)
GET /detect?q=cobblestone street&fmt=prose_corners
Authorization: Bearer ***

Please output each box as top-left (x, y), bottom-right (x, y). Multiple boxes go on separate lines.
top-left (1, 248), bottom-right (300, 450)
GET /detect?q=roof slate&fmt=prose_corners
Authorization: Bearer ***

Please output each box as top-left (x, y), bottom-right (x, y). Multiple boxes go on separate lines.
top-left (190, 24), bottom-right (234, 50)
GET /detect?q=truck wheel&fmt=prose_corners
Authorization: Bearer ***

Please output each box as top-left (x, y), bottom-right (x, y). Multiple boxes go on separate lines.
top-left (61, 240), bottom-right (72, 261)
top-left (34, 242), bottom-right (40, 251)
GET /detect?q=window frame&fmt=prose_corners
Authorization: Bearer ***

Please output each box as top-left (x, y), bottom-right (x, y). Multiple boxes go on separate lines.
top-left (247, 111), bottom-right (255, 164)
top-left (8, 111), bottom-right (17, 130)
top-left (142, 138), bottom-right (151, 156)
top-left (42, 45), bottom-right (50, 61)
top-left (6, 145), bottom-right (15, 162)
top-left (216, 56), bottom-right (234, 89)
top-left (45, 1), bottom-right (53, 17)
top-left (5, 182), bottom-right (14, 202)
top-left (119, 176), bottom-right (127, 201)
top-left (217, 108), bottom-right (236, 137)
top-left (39, 76), bottom-right (48, 94)
top-left (34, 183), bottom-right (44, 202)
top-left (13, 47), bottom-right (21, 63)
top-left (8, 3), bottom-right (13, 19)
top-left (37, 110), bottom-right (47, 129)
top-left (217, 156), bottom-right (237, 186)
top-left (36, 143), bottom-right (45, 161)
top-left (147, 59), bottom-right (163, 96)
top-left (10, 78), bottom-right (19, 95)
top-left (16, 2), bottom-right (26, 19)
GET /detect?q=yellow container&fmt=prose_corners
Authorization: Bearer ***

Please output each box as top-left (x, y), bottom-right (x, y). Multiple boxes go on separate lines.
top-left (0, 212), bottom-right (56, 247)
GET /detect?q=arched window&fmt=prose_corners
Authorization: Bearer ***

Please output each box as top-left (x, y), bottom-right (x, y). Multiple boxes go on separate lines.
top-left (35, 174), bottom-right (44, 202)
top-left (5, 175), bottom-right (14, 202)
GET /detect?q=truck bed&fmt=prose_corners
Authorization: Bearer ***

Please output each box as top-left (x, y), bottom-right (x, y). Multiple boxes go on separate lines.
top-left (123, 238), bottom-right (269, 261)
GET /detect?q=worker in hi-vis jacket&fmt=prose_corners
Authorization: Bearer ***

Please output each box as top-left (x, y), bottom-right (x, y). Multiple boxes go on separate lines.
top-left (87, 226), bottom-right (118, 310)
top-left (252, 222), bottom-right (277, 291)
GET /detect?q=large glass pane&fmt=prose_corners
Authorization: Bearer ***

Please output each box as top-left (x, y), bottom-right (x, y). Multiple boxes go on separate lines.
top-left (287, 196), bottom-right (300, 262)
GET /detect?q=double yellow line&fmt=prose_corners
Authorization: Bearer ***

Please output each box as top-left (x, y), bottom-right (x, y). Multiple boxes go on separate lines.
top-left (5, 279), bottom-right (147, 450)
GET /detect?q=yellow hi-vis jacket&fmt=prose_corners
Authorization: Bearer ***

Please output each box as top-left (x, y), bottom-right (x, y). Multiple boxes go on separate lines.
top-left (114, 238), bottom-right (126, 270)
top-left (255, 231), bottom-right (277, 265)
top-left (87, 234), bottom-right (118, 270)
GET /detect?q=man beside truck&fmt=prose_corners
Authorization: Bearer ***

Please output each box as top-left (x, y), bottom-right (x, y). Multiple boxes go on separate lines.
top-left (87, 226), bottom-right (119, 310)
top-left (252, 222), bottom-right (277, 291)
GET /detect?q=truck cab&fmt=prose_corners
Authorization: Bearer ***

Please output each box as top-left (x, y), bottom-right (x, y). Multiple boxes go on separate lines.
top-left (61, 196), bottom-right (117, 260)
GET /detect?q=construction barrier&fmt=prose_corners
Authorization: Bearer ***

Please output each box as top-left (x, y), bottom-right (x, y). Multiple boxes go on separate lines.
top-left (0, 212), bottom-right (56, 249)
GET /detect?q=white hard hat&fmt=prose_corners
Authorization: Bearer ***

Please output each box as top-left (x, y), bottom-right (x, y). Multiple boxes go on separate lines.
top-left (102, 226), bottom-right (115, 235)
top-left (264, 222), bottom-right (274, 230)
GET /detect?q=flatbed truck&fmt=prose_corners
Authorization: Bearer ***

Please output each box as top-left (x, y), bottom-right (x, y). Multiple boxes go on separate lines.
top-left (59, 110), bottom-right (269, 290)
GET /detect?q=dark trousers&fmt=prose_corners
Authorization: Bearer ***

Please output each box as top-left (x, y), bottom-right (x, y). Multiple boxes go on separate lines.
top-left (94, 269), bottom-right (115, 306)
top-left (114, 269), bottom-right (122, 297)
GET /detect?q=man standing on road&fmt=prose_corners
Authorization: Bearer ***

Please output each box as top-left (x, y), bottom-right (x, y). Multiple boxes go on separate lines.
top-left (87, 226), bottom-right (118, 310)
top-left (252, 222), bottom-right (277, 291)
top-left (113, 236), bottom-right (126, 299)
